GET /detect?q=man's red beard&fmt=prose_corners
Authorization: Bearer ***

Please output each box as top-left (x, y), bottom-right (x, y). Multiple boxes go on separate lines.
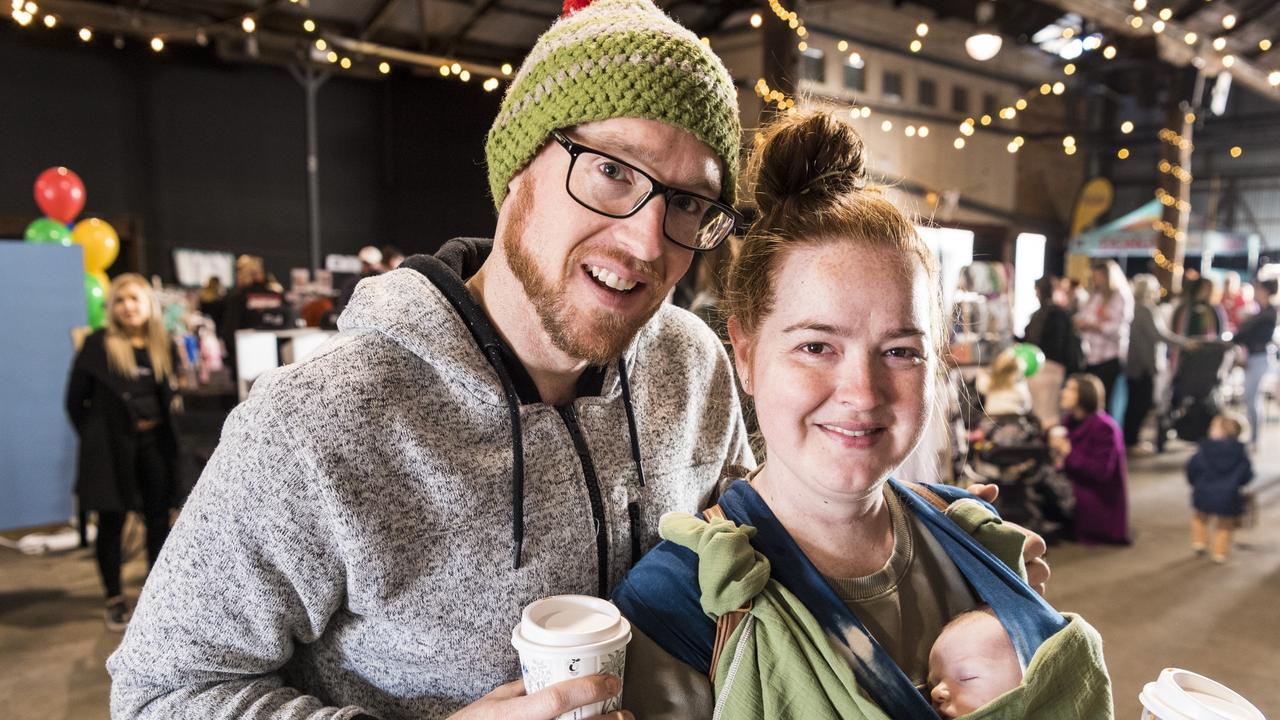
top-left (500, 177), bottom-right (665, 366)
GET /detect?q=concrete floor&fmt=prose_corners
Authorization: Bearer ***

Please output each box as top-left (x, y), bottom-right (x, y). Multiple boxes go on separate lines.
top-left (2, 430), bottom-right (1277, 719)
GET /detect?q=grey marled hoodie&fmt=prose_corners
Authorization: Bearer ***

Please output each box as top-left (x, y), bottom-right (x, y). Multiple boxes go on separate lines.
top-left (107, 240), bottom-right (750, 719)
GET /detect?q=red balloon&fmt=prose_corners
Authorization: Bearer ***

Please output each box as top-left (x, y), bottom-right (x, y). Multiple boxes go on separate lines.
top-left (34, 167), bottom-right (86, 224)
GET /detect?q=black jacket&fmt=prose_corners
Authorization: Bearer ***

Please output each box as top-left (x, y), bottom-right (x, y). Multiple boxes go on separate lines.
top-left (1233, 304), bottom-right (1277, 356)
top-left (1187, 439), bottom-right (1252, 517)
top-left (1024, 303), bottom-right (1082, 372)
top-left (64, 330), bottom-right (188, 512)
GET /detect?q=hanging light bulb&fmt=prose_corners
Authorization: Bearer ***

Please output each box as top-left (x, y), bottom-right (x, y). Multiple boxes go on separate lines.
top-left (241, 16), bottom-right (256, 33)
top-left (965, 1), bottom-right (1002, 61)
top-left (150, 36), bottom-right (164, 51)
top-left (379, 61), bottom-right (391, 74)
top-left (749, 13), bottom-right (762, 28)
top-left (501, 63), bottom-right (513, 75)
top-left (303, 19), bottom-right (315, 32)
top-left (78, 26), bottom-right (91, 41)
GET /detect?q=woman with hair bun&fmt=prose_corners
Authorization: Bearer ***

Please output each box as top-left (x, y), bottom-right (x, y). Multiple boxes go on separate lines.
top-left (614, 112), bottom-right (1110, 719)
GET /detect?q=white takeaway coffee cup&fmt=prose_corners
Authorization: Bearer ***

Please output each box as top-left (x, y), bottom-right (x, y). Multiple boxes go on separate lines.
top-left (511, 595), bottom-right (632, 720)
top-left (1139, 667), bottom-right (1265, 720)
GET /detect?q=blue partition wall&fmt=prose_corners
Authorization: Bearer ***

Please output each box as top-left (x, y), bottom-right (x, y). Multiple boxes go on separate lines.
top-left (0, 242), bottom-right (86, 531)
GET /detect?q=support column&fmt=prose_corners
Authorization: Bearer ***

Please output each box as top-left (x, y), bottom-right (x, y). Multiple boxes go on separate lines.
top-left (290, 65), bottom-right (331, 273)
top-left (760, 4), bottom-right (799, 125)
top-left (1154, 68), bottom-right (1200, 296)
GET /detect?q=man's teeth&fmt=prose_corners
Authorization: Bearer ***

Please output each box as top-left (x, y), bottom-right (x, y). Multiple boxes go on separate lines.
top-left (588, 265), bottom-right (638, 292)
top-left (824, 425), bottom-right (878, 437)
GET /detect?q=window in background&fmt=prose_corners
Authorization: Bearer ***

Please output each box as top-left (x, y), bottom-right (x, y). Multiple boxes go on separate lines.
top-left (801, 47), bottom-right (826, 83)
top-left (982, 92), bottom-right (1000, 117)
top-left (918, 78), bottom-right (938, 107)
top-left (843, 54), bottom-right (866, 91)
top-left (883, 70), bottom-right (903, 100)
top-left (1013, 233), bottom-right (1047, 336)
top-left (952, 85), bottom-right (970, 114)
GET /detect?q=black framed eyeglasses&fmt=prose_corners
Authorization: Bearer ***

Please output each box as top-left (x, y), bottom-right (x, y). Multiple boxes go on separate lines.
top-left (551, 130), bottom-right (742, 251)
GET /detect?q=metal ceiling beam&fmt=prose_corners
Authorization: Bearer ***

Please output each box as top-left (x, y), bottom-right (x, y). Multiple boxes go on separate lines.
top-left (36, 0), bottom-right (513, 76)
top-left (359, 0), bottom-right (403, 40)
top-left (1040, 0), bottom-right (1280, 100)
top-left (444, 0), bottom-right (503, 54)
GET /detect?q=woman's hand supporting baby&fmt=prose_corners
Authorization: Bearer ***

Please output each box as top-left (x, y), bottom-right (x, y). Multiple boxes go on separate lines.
top-left (965, 483), bottom-right (1051, 597)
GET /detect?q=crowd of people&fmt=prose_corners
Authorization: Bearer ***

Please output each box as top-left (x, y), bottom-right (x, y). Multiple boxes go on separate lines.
top-left (969, 259), bottom-right (1275, 556)
top-left (51, 1), bottom-right (1276, 718)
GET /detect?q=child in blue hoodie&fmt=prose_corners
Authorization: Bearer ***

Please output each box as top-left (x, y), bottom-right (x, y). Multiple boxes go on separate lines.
top-left (1187, 413), bottom-right (1253, 562)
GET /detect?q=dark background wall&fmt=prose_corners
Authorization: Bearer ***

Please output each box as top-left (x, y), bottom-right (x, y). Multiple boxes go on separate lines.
top-left (0, 24), bottom-right (502, 283)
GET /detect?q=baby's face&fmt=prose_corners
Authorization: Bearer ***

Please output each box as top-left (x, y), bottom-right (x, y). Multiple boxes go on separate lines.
top-left (928, 613), bottom-right (1024, 718)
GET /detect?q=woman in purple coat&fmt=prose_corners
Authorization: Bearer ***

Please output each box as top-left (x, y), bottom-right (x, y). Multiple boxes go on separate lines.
top-left (1050, 373), bottom-right (1131, 544)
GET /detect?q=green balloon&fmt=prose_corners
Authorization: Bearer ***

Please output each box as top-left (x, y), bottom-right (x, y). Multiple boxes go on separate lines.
top-left (1014, 343), bottom-right (1045, 377)
top-left (84, 272), bottom-right (107, 329)
top-left (25, 217), bottom-right (72, 246)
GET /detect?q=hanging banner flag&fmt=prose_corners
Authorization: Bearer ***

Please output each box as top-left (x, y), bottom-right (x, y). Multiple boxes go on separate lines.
top-left (1070, 177), bottom-right (1114, 239)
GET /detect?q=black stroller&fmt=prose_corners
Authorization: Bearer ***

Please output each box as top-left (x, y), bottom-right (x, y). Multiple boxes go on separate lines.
top-left (1157, 341), bottom-right (1235, 449)
top-left (961, 412), bottom-right (1074, 544)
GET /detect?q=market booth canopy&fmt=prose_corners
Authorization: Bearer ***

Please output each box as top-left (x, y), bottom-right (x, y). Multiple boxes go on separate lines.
top-left (1069, 199), bottom-right (1260, 259)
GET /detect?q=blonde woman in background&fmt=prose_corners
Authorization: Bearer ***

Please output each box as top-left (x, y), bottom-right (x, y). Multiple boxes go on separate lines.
top-left (1074, 260), bottom-right (1133, 415)
top-left (66, 274), bottom-right (187, 630)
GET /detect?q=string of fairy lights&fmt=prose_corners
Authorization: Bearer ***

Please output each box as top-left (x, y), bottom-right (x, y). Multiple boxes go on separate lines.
top-left (11, 0), bottom-right (1269, 171)
top-left (7, 0), bottom-right (514, 92)
top-left (746, 0), bottom-right (1277, 277)
top-left (750, 0), bottom-right (1271, 165)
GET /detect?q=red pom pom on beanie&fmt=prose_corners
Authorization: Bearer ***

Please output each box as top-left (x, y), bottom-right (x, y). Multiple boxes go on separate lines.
top-left (562, 0), bottom-right (592, 16)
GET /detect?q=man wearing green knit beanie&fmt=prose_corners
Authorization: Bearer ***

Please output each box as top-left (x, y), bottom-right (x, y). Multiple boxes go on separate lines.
top-left (107, 1), bottom-right (750, 719)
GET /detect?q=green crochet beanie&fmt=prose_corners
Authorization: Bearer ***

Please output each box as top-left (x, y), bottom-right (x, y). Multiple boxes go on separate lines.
top-left (485, 0), bottom-right (741, 210)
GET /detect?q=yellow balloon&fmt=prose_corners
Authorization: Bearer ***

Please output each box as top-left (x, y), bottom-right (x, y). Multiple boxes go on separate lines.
top-left (72, 218), bottom-right (120, 273)
top-left (91, 270), bottom-right (110, 291)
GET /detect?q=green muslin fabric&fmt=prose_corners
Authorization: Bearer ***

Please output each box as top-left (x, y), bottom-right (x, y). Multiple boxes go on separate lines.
top-left (483, 0), bottom-right (741, 209)
top-left (658, 503), bottom-right (1114, 720)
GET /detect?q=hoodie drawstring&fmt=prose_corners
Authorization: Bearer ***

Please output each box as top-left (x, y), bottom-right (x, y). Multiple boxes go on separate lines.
top-left (617, 357), bottom-right (647, 488)
top-left (483, 345), bottom-right (527, 569)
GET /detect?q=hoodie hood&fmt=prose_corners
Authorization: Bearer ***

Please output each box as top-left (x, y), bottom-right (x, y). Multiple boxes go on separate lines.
top-left (338, 238), bottom-right (646, 569)
top-left (1198, 438), bottom-right (1249, 475)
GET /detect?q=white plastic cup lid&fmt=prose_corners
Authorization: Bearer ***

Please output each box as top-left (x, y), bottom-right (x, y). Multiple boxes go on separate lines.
top-left (1140, 668), bottom-right (1265, 720)
top-left (518, 595), bottom-right (626, 648)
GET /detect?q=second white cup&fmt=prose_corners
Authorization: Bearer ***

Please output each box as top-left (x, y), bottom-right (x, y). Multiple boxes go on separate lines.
top-left (1138, 667), bottom-right (1264, 720)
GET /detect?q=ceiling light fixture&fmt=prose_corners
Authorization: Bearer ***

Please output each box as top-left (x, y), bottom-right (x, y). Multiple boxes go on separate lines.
top-left (965, 1), bottom-right (1002, 62)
